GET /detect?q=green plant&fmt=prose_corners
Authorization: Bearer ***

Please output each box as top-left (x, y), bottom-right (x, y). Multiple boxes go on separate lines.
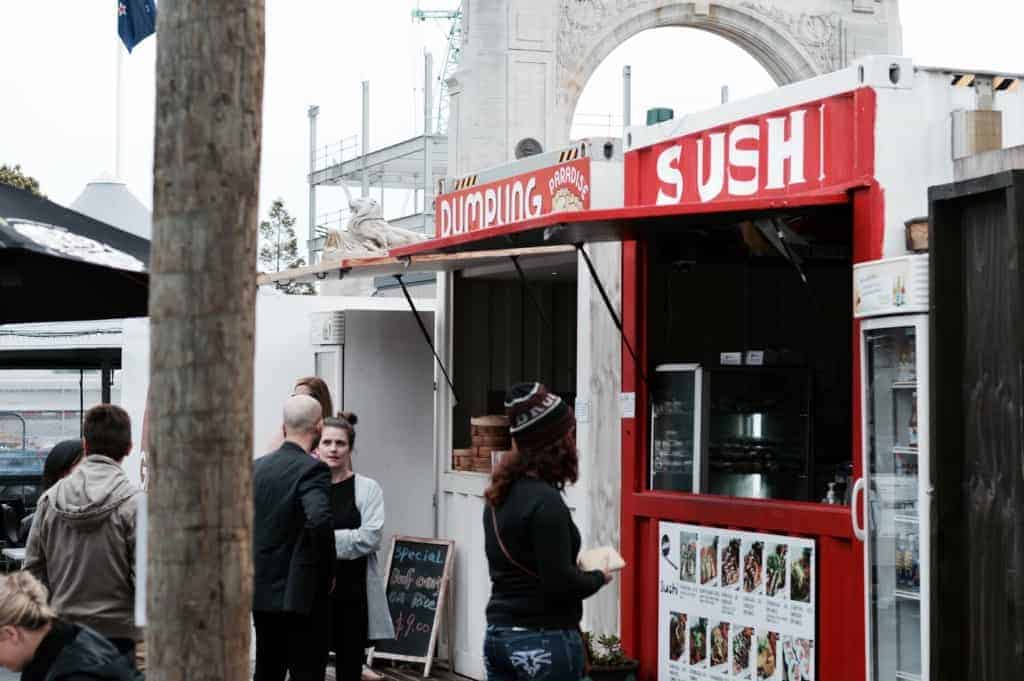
top-left (583, 632), bottom-right (630, 667)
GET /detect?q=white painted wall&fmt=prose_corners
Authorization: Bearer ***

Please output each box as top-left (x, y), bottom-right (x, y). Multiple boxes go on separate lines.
top-left (119, 318), bottom-right (149, 488)
top-left (874, 67), bottom-right (1024, 257)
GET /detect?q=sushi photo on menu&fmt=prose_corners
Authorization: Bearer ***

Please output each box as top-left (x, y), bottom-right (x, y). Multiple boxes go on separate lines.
top-left (709, 621), bottom-right (730, 674)
top-left (680, 532), bottom-right (698, 583)
top-left (765, 544), bottom-right (788, 598)
top-left (757, 631), bottom-right (780, 680)
top-left (781, 636), bottom-right (813, 681)
top-left (743, 540), bottom-right (764, 594)
top-left (732, 626), bottom-right (754, 680)
top-left (669, 612), bottom-right (687, 662)
top-left (689, 617), bottom-right (708, 668)
top-left (700, 534), bottom-right (719, 586)
top-left (721, 536), bottom-right (741, 590)
top-left (789, 546), bottom-right (812, 603)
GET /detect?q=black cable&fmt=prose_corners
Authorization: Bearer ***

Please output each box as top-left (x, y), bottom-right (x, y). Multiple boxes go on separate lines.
top-left (509, 255), bottom-right (551, 330)
top-left (394, 273), bottom-right (459, 406)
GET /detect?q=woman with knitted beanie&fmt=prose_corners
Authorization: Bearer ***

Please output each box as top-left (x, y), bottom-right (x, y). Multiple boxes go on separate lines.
top-left (482, 382), bottom-right (612, 681)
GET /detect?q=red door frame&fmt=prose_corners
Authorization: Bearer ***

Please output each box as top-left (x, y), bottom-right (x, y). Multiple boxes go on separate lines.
top-left (618, 88), bottom-right (883, 681)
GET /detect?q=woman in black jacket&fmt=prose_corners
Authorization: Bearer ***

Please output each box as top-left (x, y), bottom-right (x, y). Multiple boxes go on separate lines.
top-left (0, 571), bottom-right (140, 680)
top-left (482, 383), bottom-right (611, 681)
top-left (18, 441), bottom-right (84, 545)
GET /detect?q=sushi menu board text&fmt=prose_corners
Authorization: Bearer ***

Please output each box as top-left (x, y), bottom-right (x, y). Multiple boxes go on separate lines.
top-left (658, 522), bottom-right (815, 681)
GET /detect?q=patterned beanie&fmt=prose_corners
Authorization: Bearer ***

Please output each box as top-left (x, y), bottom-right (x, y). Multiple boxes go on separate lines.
top-left (504, 382), bottom-right (575, 450)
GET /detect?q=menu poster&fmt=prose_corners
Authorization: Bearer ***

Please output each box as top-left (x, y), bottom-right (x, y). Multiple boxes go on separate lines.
top-left (658, 522), bottom-right (816, 681)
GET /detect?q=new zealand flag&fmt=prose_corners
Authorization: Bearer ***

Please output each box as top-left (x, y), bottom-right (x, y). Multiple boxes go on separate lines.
top-left (118, 0), bottom-right (157, 53)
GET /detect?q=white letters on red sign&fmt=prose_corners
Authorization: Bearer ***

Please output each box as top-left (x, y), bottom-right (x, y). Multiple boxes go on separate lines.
top-left (652, 109), bottom-right (817, 205)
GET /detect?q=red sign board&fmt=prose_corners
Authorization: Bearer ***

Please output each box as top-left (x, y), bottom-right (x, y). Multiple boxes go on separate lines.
top-left (435, 158), bottom-right (591, 239)
top-left (628, 90), bottom-right (873, 207)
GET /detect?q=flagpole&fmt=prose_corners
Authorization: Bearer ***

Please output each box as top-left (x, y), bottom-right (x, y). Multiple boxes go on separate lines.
top-left (115, 39), bottom-right (127, 181)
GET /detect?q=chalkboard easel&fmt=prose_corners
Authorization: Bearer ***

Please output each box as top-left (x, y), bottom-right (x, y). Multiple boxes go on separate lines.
top-left (370, 536), bottom-right (455, 677)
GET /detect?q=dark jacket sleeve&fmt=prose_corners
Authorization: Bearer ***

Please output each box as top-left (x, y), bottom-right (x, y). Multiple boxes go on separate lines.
top-left (531, 496), bottom-right (605, 600)
top-left (297, 461), bottom-right (336, 576)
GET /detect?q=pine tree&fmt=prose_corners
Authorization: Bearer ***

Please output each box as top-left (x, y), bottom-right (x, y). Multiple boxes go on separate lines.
top-left (258, 198), bottom-right (314, 294)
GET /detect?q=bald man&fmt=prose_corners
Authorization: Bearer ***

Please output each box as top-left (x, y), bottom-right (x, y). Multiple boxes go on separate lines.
top-left (252, 395), bottom-right (334, 681)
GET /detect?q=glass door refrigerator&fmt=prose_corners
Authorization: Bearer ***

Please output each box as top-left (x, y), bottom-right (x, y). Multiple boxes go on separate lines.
top-left (853, 255), bottom-right (930, 681)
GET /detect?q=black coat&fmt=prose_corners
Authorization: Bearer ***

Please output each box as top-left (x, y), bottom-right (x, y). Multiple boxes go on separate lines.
top-left (21, 619), bottom-right (141, 681)
top-left (252, 441), bottom-right (335, 615)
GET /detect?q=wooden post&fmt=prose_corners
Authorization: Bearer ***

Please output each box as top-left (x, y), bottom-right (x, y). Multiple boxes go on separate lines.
top-left (147, 2), bottom-right (265, 680)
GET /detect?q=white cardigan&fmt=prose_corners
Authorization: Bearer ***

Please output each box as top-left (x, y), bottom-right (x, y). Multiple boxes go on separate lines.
top-left (334, 474), bottom-right (395, 641)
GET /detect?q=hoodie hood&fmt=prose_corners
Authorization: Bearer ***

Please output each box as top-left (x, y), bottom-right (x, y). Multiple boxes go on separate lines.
top-left (48, 455), bottom-right (138, 529)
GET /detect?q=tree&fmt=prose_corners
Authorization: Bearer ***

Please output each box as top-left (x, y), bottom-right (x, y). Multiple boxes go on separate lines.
top-left (0, 164), bottom-right (42, 195)
top-left (148, 2), bottom-right (263, 680)
top-left (258, 198), bottom-right (314, 294)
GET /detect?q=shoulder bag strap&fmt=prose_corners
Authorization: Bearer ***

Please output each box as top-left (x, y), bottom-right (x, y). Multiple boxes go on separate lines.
top-left (489, 505), bottom-right (539, 579)
top-left (489, 505), bottom-right (592, 673)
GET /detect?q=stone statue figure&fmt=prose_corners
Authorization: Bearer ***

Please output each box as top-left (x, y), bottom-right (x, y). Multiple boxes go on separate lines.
top-left (323, 184), bottom-right (427, 256)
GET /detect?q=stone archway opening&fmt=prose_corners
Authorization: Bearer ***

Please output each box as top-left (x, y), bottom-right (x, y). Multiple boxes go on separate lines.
top-left (569, 26), bottom-right (777, 140)
top-left (554, 1), bottom-right (871, 143)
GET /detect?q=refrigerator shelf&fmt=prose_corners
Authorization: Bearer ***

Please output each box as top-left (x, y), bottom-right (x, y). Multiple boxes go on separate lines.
top-left (895, 514), bottom-right (920, 525)
top-left (893, 446), bottom-right (918, 455)
top-left (895, 671), bottom-right (922, 681)
top-left (894, 589), bottom-right (921, 601)
top-left (892, 380), bottom-right (918, 390)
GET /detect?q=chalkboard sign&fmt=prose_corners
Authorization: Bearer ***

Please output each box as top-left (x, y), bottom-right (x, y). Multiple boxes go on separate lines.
top-left (371, 536), bottom-right (454, 676)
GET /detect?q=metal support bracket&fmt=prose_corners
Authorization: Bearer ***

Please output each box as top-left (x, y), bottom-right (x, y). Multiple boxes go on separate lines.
top-left (394, 273), bottom-right (459, 405)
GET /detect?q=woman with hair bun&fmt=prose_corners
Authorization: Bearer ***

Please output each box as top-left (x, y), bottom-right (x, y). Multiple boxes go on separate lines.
top-left (318, 413), bottom-right (394, 681)
top-left (482, 382), bottom-right (611, 681)
top-left (0, 571), bottom-right (140, 679)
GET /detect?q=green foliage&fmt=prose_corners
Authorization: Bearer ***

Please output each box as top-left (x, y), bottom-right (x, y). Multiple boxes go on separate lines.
top-left (583, 632), bottom-right (630, 667)
top-left (0, 164), bottom-right (42, 196)
top-left (258, 198), bottom-right (314, 295)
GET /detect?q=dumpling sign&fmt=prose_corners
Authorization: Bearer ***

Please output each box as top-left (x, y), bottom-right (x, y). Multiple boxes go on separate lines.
top-left (436, 158), bottom-right (591, 238)
top-left (371, 536), bottom-right (455, 676)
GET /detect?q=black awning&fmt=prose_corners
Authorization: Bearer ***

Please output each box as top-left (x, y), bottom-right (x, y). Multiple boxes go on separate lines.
top-left (0, 184), bottom-right (149, 324)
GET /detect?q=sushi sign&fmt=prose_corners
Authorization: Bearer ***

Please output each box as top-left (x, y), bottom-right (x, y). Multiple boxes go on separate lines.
top-left (435, 158), bottom-right (591, 238)
top-left (657, 521), bottom-right (816, 681)
top-left (634, 90), bottom-right (871, 207)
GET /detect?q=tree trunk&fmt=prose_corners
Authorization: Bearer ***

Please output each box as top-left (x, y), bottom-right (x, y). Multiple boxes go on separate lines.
top-left (147, 2), bottom-right (264, 680)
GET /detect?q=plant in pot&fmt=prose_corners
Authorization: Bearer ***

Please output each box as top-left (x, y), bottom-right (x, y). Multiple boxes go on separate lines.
top-left (582, 632), bottom-right (639, 681)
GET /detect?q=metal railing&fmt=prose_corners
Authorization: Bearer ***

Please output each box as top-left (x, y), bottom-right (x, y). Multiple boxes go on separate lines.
top-left (571, 112), bottom-right (624, 136)
top-left (315, 209), bottom-right (352, 235)
top-left (312, 135), bottom-right (360, 173)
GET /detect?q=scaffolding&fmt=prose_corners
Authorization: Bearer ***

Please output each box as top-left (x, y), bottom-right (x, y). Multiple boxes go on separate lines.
top-left (306, 55), bottom-right (448, 263)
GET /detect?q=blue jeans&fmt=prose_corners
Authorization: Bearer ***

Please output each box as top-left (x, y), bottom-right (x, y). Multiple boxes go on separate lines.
top-left (483, 625), bottom-right (586, 681)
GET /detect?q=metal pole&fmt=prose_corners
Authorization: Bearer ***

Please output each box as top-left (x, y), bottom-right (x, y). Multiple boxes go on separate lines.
top-left (622, 65), bottom-right (632, 129)
top-left (424, 51), bottom-right (434, 233)
top-left (308, 105), bottom-right (319, 259)
top-left (721, 85), bottom-right (730, 104)
top-left (115, 41), bottom-right (127, 179)
top-left (361, 81), bottom-right (370, 198)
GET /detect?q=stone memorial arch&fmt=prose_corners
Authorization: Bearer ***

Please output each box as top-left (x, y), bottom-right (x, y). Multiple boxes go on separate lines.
top-left (447, 0), bottom-right (902, 176)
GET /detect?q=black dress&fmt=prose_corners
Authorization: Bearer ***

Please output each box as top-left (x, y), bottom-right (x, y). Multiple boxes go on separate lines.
top-left (330, 475), bottom-right (369, 681)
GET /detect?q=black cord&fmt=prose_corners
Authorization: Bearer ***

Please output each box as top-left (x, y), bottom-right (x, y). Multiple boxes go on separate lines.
top-left (394, 273), bottom-right (459, 406)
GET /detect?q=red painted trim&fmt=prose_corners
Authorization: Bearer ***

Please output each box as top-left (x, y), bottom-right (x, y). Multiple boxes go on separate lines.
top-left (629, 492), bottom-right (855, 539)
top-left (390, 188), bottom-right (857, 258)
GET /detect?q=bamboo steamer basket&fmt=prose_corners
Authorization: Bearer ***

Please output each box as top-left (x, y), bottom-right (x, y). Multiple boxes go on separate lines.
top-left (453, 448), bottom-right (474, 471)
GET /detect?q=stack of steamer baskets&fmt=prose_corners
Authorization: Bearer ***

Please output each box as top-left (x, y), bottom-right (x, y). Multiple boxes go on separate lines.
top-left (453, 415), bottom-right (512, 473)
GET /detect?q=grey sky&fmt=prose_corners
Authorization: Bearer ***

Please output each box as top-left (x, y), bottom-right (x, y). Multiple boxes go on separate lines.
top-left (2, 1), bottom-right (1022, 249)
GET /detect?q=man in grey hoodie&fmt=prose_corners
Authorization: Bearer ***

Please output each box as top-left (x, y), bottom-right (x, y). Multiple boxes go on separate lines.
top-left (24, 404), bottom-right (141, 658)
